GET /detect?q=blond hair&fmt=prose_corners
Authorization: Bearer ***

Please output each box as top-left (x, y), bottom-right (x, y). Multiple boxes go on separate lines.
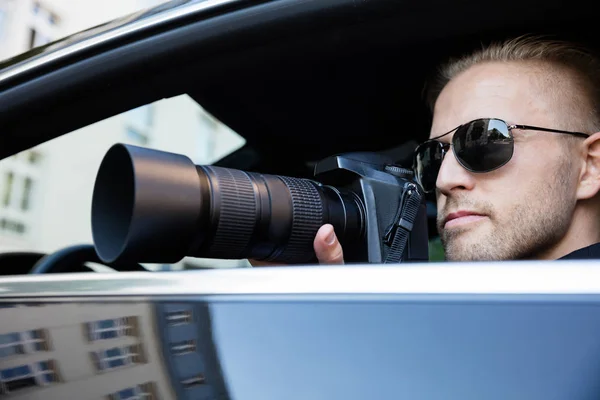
top-left (424, 35), bottom-right (600, 133)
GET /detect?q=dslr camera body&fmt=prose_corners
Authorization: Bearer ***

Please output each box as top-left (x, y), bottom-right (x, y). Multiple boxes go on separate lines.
top-left (91, 144), bottom-right (429, 265)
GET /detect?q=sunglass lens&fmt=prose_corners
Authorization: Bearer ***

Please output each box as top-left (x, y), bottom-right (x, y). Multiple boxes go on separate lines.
top-left (414, 141), bottom-right (445, 192)
top-left (453, 118), bottom-right (513, 172)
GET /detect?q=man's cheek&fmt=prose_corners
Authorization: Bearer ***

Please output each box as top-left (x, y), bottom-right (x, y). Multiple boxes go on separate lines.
top-left (435, 193), bottom-right (446, 208)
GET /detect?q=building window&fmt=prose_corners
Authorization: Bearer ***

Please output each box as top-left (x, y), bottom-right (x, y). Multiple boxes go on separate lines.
top-left (21, 177), bottom-right (33, 211)
top-left (1, 171), bottom-right (37, 214)
top-left (29, 27), bottom-right (51, 49)
top-left (2, 171), bottom-right (13, 207)
top-left (0, 333), bottom-right (22, 358)
top-left (27, 151), bottom-right (42, 165)
top-left (85, 316), bottom-right (138, 342)
top-left (0, 360), bottom-right (59, 395)
top-left (91, 344), bottom-right (145, 372)
top-left (30, 1), bottom-right (57, 47)
top-left (181, 374), bottom-right (206, 388)
top-left (107, 382), bottom-right (156, 400)
top-left (165, 310), bottom-right (192, 326)
top-left (29, 28), bottom-right (37, 49)
top-left (0, 218), bottom-right (26, 235)
top-left (0, 329), bottom-right (48, 358)
top-left (170, 340), bottom-right (196, 356)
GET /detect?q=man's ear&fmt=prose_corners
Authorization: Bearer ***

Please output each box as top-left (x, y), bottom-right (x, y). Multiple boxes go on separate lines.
top-left (577, 131), bottom-right (600, 200)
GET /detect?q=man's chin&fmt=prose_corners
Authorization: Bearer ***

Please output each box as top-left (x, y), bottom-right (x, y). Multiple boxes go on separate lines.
top-left (441, 219), bottom-right (487, 241)
top-left (440, 223), bottom-right (492, 261)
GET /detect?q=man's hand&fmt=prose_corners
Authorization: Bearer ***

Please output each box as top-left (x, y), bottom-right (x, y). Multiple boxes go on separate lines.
top-left (313, 223), bottom-right (344, 264)
top-left (249, 223), bottom-right (344, 266)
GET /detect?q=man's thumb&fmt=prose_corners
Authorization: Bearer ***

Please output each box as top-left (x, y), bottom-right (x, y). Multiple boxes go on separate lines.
top-left (313, 224), bottom-right (344, 264)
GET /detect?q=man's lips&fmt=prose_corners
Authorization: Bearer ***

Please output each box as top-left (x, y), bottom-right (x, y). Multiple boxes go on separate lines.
top-left (443, 211), bottom-right (487, 229)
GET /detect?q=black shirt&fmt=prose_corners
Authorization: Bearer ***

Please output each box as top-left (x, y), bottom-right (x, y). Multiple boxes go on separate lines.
top-left (559, 242), bottom-right (600, 260)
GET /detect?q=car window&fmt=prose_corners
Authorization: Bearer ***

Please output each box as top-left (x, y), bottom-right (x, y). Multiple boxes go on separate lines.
top-left (0, 0), bottom-right (446, 269)
top-left (0, 94), bottom-right (250, 270)
top-left (0, 0), bottom-right (258, 270)
top-left (0, 92), bottom-right (445, 269)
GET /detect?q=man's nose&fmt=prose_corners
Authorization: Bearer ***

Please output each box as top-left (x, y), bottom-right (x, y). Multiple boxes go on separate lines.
top-left (436, 148), bottom-right (476, 195)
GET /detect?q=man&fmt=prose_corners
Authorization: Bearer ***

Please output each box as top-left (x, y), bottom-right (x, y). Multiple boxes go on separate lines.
top-left (253, 34), bottom-right (600, 265)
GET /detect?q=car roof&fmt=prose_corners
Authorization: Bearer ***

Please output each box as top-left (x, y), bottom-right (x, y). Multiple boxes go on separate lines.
top-left (0, 0), bottom-right (235, 84)
top-left (0, 0), bottom-right (597, 180)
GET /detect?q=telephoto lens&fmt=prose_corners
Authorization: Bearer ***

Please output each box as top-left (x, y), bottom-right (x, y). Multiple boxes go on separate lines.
top-left (91, 144), bottom-right (365, 265)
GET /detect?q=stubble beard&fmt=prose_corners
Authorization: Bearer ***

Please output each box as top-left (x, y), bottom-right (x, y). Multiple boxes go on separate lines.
top-left (438, 162), bottom-right (575, 261)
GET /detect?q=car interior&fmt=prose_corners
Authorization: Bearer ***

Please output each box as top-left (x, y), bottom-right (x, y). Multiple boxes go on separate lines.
top-left (3, 2), bottom-right (600, 399)
top-left (0, 0), bottom-right (598, 274)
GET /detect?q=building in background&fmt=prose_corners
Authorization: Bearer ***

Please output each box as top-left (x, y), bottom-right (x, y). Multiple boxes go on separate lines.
top-left (0, 0), bottom-right (248, 269)
top-left (0, 302), bottom-right (176, 399)
top-left (0, 301), bottom-right (227, 399)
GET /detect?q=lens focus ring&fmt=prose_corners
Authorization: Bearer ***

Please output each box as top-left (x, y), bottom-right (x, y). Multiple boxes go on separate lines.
top-left (206, 166), bottom-right (257, 258)
top-left (274, 176), bottom-right (324, 263)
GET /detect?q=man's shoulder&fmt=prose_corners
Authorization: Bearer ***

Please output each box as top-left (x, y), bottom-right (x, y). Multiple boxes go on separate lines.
top-left (559, 243), bottom-right (600, 260)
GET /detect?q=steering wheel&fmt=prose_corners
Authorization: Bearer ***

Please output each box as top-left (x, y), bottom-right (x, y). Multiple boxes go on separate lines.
top-left (29, 244), bottom-right (148, 274)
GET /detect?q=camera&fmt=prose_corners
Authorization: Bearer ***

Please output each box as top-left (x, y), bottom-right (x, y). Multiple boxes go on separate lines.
top-left (91, 143), bottom-right (429, 265)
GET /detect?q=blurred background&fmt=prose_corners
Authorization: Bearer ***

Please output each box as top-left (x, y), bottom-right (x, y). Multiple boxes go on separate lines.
top-left (0, 0), bottom-right (253, 270)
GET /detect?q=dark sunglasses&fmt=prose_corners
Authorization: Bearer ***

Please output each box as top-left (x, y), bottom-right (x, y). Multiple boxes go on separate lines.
top-left (412, 118), bottom-right (589, 193)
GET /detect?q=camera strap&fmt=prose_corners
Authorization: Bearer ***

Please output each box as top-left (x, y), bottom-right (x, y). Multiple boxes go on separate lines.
top-left (383, 182), bottom-right (423, 263)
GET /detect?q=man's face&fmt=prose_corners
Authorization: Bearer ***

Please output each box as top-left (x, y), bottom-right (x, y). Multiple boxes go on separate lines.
top-left (432, 61), bottom-right (582, 261)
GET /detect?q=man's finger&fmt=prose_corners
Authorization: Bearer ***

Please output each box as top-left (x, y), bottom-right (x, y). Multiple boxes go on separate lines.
top-left (313, 224), bottom-right (344, 264)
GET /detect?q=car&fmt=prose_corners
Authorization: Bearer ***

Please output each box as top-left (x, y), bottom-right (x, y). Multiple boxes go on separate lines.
top-left (1, 0), bottom-right (600, 399)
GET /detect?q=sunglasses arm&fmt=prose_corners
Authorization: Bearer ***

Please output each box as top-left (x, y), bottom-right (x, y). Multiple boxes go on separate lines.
top-left (509, 124), bottom-right (589, 138)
